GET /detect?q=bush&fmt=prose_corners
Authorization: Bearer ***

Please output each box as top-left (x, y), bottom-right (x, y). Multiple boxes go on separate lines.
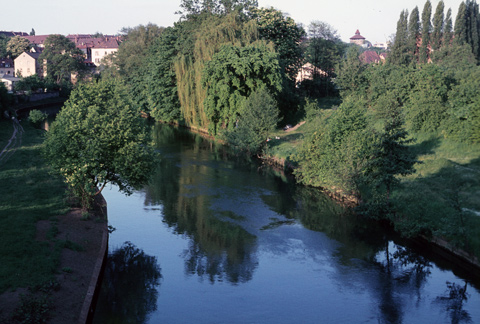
top-left (28, 110), bottom-right (48, 128)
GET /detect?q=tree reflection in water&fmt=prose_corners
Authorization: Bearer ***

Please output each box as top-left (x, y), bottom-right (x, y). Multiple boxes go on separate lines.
top-left (93, 242), bottom-right (162, 324)
top-left (436, 281), bottom-right (472, 324)
top-left (373, 243), bottom-right (433, 324)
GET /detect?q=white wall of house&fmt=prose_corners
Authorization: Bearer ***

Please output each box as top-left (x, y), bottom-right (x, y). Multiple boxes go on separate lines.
top-left (14, 53), bottom-right (36, 77)
top-left (92, 48), bottom-right (117, 66)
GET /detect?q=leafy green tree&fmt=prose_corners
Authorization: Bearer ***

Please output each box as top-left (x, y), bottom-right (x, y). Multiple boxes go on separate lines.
top-left (14, 75), bottom-right (44, 91)
top-left (6, 36), bottom-right (31, 59)
top-left (146, 27), bottom-right (181, 122)
top-left (43, 80), bottom-right (155, 209)
top-left (0, 34), bottom-right (8, 58)
top-left (108, 24), bottom-right (164, 113)
top-left (28, 110), bottom-right (48, 128)
top-left (408, 7), bottom-right (421, 63)
top-left (177, 0), bottom-right (258, 17)
top-left (420, 0), bottom-right (432, 64)
top-left (432, 1), bottom-right (444, 51)
top-left (39, 34), bottom-right (86, 84)
top-left (403, 64), bottom-right (452, 132)
top-left (304, 21), bottom-right (343, 97)
top-left (202, 43), bottom-right (282, 134)
top-left (114, 24), bottom-right (164, 78)
top-left (294, 97), bottom-right (378, 197)
top-left (336, 46), bottom-right (367, 96)
top-left (366, 103), bottom-right (416, 204)
top-left (446, 66), bottom-right (480, 142)
top-left (225, 87), bottom-right (280, 154)
top-left (252, 7), bottom-right (305, 81)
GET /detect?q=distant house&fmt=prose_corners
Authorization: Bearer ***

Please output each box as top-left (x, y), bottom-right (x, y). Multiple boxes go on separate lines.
top-left (67, 35), bottom-right (121, 66)
top-left (1, 74), bottom-right (20, 91)
top-left (90, 37), bottom-right (120, 66)
top-left (350, 30), bottom-right (366, 46)
top-left (0, 58), bottom-right (14, 76)
top-left (359, 51), bottom-right (388, 64)
top-left (296, 63), bottom-right (329, 84)
top-left (373, 42), bottom-right (389, 50)
top-left (14, 48), bottom-right (45, 78)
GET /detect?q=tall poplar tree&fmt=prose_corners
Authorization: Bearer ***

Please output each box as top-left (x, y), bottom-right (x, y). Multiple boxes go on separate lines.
top-left (432, 1), bottom-right (445, 50)
top-left (466, 0), bottom-right (480, 60)
top-left (444, 8), bottom-right (453, 45)
top-left (390, 10), bottom-right (410, 65)
top-left (455, 2), bottom-right (468, 45)
top-left (420, 0), bottom-right (432, 63)
top-left (409, 7), bottom-right (421, 63)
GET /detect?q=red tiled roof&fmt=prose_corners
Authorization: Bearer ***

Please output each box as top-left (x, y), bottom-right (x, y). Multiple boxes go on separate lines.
top-left (360, 51), bottom-right (384, 64)
top-left (350, 29), bottom-right (366, 40)
top-left (21, 35), bottom-right (51, 45)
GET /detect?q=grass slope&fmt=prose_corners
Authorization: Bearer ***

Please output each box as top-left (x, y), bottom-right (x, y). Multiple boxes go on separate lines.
top-left (265, 99), bottom-right (480, 260)
top-left (0, 120), bottom-right (69, 293)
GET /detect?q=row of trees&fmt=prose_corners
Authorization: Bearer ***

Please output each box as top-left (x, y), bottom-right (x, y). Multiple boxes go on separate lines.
top-left (295, 0), bottom-right (480, 238)
top-left (390, 0), bottom-right (480, 65)
top-left (100, 1), bottom-right (322, 135)
top-left (43, 0), bottom-right (335, 208)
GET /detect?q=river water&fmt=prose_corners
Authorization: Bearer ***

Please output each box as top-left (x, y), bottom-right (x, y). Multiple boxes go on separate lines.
top-left (93, 123), bottom-right (480, 324)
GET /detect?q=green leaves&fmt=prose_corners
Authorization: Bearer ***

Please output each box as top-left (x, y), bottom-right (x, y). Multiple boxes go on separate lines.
top-left (44, 79), bottom-right (155, 209)
top-left (39, 35), bottom-right (86, 84)
top-left (225, 87), bottom-right (280, 154)
top-left (202, 43), bottom-right (282, 133)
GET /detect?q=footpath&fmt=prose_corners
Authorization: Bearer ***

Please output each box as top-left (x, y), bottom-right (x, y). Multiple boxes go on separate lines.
top-left (0, 118), bottom-right (108, 324)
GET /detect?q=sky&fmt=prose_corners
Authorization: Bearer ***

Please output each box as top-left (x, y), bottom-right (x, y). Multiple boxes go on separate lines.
top-left (5, 0), bottom-right (464, 44)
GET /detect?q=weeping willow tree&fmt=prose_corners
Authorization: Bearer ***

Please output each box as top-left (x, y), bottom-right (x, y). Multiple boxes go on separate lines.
top-left (174, 13), bottom-right (261, 130)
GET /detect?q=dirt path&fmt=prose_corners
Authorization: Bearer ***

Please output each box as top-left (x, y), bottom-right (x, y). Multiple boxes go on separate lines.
top-left (0, 118), bottom-right (24, 166)
top-left (285, 121), bottom-right (306, 132)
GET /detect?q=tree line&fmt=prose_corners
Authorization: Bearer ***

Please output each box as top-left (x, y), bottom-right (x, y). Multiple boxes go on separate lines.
top-left (390, 0), bottom-right (480, 65)
top-left (17, 0), bottom-right (480, 255)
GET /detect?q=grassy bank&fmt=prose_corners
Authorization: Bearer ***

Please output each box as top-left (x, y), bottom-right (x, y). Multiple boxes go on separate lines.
top-left (0, 120), bottom-right (69, 293)
top-left (265, 100), bottom-right (480, 261)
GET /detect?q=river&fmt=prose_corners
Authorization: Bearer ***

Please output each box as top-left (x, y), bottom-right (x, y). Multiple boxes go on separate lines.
top-left (92, 123), bottom-right (480, 324)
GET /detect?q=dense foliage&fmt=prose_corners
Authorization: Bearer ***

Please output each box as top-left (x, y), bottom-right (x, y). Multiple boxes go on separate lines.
top-left (44, 80), bottom-right (155, 209)
top-left (88, 0), bottom-right (480, 253)
top-left (295, 1), bottom-right (480, 249)
top-left (100, 2), bottom-right (305, 133)
top-left (202, 43), bottom-right (282, 133)
top-left (39, 34), bottom-right (86, 83)
top-left (224, 87), bottom-right (280, 154)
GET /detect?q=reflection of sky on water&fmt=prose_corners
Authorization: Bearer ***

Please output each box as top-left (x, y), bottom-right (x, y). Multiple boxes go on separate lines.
top-left (94, 124), bottom-right (480, 324)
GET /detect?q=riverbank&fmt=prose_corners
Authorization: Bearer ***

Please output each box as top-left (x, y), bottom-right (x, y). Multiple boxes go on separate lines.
top-left (167, 117), bottom-right (480, 274)
top-left (0, 119), bottom-right (108, 324)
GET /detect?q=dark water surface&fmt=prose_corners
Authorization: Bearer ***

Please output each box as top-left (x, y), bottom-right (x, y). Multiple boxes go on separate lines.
top-left (93, 124), bottom-right (480, 324)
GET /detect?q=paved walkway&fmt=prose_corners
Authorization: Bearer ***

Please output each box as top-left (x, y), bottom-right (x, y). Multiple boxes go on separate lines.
top-left (0, 118), bottom-right (24, 166)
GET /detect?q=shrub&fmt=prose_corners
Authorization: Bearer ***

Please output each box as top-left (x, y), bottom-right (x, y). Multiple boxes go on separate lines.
top-left (28, 110), bottom-right (48, 129)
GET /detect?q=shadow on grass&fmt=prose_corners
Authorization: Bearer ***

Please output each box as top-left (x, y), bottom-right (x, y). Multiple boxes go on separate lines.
top-left (392, 156), bottom-right (480, 260)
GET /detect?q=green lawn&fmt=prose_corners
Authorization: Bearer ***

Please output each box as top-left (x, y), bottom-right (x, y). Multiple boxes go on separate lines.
top-left (0, 121), bottom-right (13, 152)
top-left (0, 120), bottom-right (69, 293)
